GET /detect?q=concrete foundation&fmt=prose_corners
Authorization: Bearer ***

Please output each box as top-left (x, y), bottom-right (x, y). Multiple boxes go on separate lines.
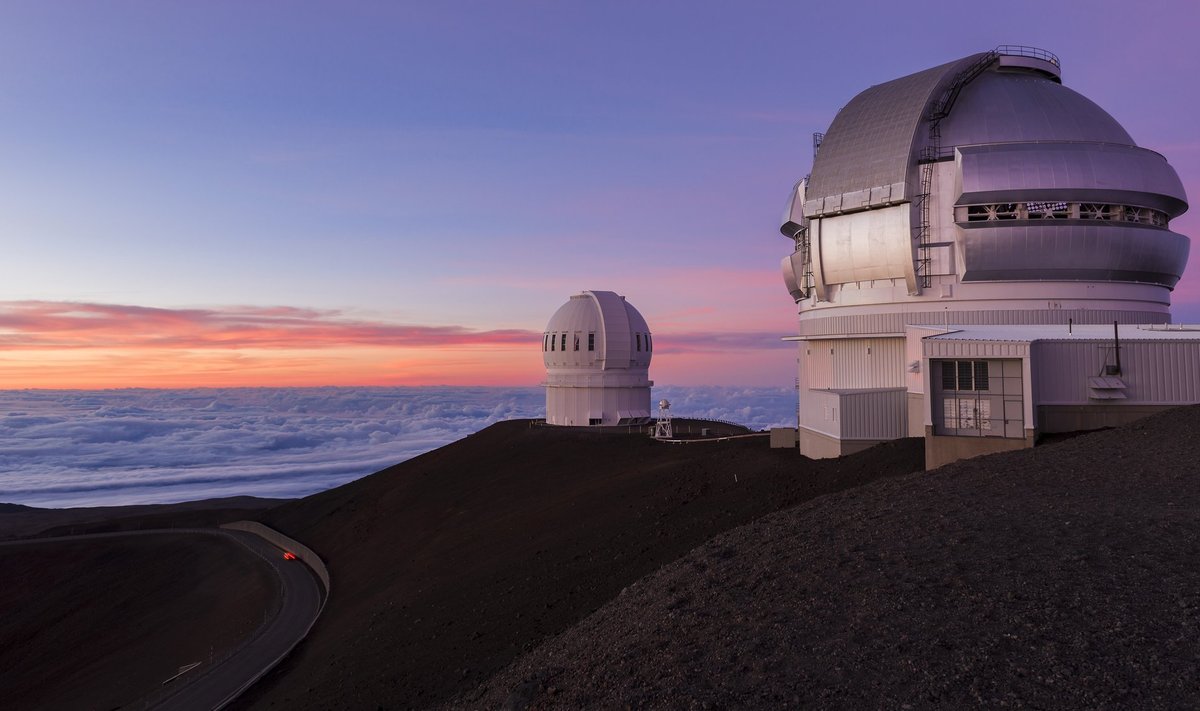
top-left (800, 427), bottom-right (887, 459)
top-left (924, 426), bottom-right (1036, 470)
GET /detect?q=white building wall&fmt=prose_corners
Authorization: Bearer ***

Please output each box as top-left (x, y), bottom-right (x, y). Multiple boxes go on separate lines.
top-left (803, 337), bottom-right (905, 390)
top-left (800, 389), bottom-right (841, 439)
top-left (545, 383), bottom-right (651, 426)
top-left (932, 160), bottom-right (959, 248)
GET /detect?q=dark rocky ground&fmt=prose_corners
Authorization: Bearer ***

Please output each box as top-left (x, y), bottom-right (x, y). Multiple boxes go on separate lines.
top-left (235, 420), bottom-right (923, 710)
top-left (460, 406), bottom-right (1200, 709)
top-left (0, 495), bottom-right (283, 541)
top-left (8, 408), bottom-right (1198, 710)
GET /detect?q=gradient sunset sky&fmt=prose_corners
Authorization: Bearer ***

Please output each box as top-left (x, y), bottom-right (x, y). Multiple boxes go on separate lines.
top-left (2, 0), bottom-right (1197, 388)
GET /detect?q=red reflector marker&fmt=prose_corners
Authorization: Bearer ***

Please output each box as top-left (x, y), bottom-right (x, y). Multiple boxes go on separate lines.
top-left (283, 552), bottom-right (297, 560)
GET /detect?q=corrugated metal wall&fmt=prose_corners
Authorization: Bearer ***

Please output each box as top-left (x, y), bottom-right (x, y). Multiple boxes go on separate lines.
top-left (1034, 340), bottom-right (1200, 404)
top-left (804, 337), bottom-right (905, 389)
top-left (799, 387), bottom-right (907, 440)
top-left (839, 388), bottom-right (908, 439)
top-left (799, 308), bottom-right (1166, 337)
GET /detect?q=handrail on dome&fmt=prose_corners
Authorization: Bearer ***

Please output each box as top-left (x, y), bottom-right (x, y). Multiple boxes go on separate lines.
top-left (994, 45), bottom-right (1060, 68)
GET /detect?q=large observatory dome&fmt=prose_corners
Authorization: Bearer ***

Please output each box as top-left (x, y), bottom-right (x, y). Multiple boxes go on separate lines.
top-left (781, 46), bottom-right (1189, 338)
top-left (777, 46), bottom-right (1194, 461)
top-left (542, 291), bottom-right (653, 426)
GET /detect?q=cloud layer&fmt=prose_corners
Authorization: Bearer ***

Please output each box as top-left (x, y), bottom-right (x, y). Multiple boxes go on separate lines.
top-left (0, 386), bottom-right (796, 508)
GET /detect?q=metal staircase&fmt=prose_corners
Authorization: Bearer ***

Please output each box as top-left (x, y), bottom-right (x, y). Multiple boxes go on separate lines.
top-left (913, 47), bottom-right (1061, 289)
top-left (914, 48), bottom-right (1004, 290)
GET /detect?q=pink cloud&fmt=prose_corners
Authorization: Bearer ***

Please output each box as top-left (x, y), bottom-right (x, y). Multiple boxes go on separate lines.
top-left (0, 301), bottom-right (539, 350)
top-left (0, 301), bottom-right (795, 354)
top-left (653, 330), bottom-right (793, 353)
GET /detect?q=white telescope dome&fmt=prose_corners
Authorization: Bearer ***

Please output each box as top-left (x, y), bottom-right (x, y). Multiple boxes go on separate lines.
top-left (541, 291), bottom-right (653, 426)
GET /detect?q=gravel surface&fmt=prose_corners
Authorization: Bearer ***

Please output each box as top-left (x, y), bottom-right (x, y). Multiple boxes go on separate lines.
top-left (462, 406), bottom-right (1200, 709)
top-left (235, 420), bottom-right (923, 710)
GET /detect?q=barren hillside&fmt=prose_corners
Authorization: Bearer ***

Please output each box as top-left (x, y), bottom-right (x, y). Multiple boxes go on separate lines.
top-left (464, 407), bottom-right (1200, 709)
top-left (237, 421), bottom-right (923, 709)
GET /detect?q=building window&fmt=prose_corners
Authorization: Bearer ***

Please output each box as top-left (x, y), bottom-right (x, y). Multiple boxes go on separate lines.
top-left (1025, 201), bottom-right (1069, 219)
top-left (647, 333), bottom-right (652, 351)
top-left (543, 334), bottom-right (548, 351)
top-left (574, 334), bottom-right (580, 351)
top-left (942, 360), bottom-right (989, 391)
top-left (973, 361), bottom-right (989, 391)
top-left (588, 333), bottom-right (595, 351)
top-left (551, 334), bottom-right (557, 351)
top-left (636, 333), bottom-right (642, 351)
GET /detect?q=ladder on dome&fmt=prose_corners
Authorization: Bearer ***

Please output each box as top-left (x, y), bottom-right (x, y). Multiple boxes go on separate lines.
top-left (914, 146), bottom-right (936, 289)
top-left (794, 223), bottom-right (815, 297)
top-left (798, 134), bottom-right (822, 297)
top-left (914, 49), bottom-right (1002, 290)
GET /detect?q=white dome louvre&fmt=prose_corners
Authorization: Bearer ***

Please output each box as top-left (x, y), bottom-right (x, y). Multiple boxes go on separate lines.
top-left (542, 291), bottom-right (653, 426)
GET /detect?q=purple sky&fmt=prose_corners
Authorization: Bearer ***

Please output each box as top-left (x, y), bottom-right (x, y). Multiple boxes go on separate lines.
top-left (1, 1), bottom-right (1197, 387)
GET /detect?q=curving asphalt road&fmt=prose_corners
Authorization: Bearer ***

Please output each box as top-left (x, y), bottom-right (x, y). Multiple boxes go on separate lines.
top-left (152, 528), bottom-right (323, 711)
top-left (1, 528), bottom-right (323, 711)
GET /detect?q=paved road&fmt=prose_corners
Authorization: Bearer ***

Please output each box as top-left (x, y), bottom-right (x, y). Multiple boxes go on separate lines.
top-left (2, 528), bottom-right (323, 711)
top-left (152, 529), bottom-right (323, 710)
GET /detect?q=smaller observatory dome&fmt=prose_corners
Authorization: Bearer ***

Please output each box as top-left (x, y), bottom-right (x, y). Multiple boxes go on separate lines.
top-left (542, 291), bottom-right (653, 426)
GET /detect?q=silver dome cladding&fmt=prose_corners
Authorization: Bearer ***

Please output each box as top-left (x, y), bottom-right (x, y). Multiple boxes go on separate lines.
top-left (803, 54), bottom-right (985, 217)
top-left (938, 70), bottom-right (1132, 149)
top-left (959, 222), bottom-right (1189, 287)
top-left (956, 142), bottom-right (1187, 215)
top-left (789, 47), bottom-right (1190, 291)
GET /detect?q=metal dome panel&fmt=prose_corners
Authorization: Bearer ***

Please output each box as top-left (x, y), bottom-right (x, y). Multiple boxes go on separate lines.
top-left (956, 142), bottom-right (1187, 215)
top-left (960, 223), bottom-right (1189, 287)
top-left (938, 71), bottom-right (1134, 149)
top-left (543, 290), bottom-right (651, 371)
top-left (804, 54), bottom-right (985, 216)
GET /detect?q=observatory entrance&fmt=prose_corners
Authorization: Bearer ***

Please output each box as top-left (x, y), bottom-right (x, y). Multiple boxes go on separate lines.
top-left (931, 359), bottom-right (1024, 438)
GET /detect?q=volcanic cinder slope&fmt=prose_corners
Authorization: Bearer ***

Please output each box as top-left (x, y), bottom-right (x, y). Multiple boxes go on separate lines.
top-left (236, 420), bottom-right (924, 709)
top-left (0, 496), bottom-right (283, 541)
top-left (462, 406), bottom-right (1200, 709)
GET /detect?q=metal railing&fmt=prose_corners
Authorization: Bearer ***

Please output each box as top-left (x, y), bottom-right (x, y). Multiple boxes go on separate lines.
top-left (995, 45), bottom-right (1060, 68)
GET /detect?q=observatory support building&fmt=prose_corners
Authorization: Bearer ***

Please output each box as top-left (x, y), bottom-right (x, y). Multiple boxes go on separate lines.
top-left (542, 290), bottom-right (654, 426)
top-left (777, 46), bottom-right (1197, 466)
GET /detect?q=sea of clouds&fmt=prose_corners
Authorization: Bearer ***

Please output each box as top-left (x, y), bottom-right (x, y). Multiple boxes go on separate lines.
top-left (0, 386), bottom-right (794, 509)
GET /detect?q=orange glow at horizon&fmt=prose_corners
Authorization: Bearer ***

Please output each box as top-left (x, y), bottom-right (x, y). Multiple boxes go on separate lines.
top-left (0, 300), bottom-right (795, 389)
top-left (0, 345), bottom-right (546, 389)
top-left (2, 344), bottom-right (795, 389)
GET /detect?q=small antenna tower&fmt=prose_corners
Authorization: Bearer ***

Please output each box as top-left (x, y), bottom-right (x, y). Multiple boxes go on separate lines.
top-left (654, 399), bottom-right (673, 439)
